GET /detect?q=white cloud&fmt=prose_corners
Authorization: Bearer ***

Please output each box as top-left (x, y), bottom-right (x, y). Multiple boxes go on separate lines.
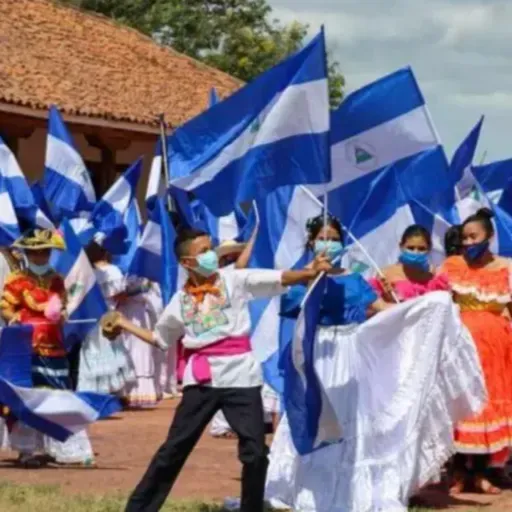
top-left (269, 0), bottom-right (512, 160)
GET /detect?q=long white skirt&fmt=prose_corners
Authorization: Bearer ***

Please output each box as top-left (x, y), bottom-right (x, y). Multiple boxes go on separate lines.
top-left (119, 295), bottom-right (162, 408)
top-left (266, 292), bottom-right (486, 512)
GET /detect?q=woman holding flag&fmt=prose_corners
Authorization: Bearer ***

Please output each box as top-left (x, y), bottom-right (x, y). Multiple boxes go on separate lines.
top-left (265, 214), bottom-right (486, 512)
top-left (441, 208), bottom-right (512, 494)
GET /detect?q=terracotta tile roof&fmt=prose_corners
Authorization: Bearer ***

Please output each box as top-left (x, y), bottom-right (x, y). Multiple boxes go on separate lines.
top-left (0, 0), bottom-right (241, 130)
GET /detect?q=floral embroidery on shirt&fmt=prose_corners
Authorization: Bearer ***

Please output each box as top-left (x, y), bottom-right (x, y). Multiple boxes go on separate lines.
top-left (180, 278), bottom-right (231, 336)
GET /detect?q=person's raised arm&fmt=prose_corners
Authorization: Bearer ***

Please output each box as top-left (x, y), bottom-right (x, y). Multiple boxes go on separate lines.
top-left (235, 225), bottom-right (258, 270)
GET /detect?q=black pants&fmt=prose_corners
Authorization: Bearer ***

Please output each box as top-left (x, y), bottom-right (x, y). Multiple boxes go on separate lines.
top-left (125, 386), bottom-right (268, 512)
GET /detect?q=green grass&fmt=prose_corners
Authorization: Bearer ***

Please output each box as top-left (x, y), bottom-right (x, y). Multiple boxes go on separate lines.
top-left (0, 482), bottom-right (224, 512)
top-left (0, 482), bottom-right (483, 512)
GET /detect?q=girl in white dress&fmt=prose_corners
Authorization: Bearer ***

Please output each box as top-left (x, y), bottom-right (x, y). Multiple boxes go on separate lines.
top-left (265, 215), bottom-right (487, 512)
top-left (119, 278), bottom-right (163, 408)
top-left (78, 242), bottom-right (135, 395)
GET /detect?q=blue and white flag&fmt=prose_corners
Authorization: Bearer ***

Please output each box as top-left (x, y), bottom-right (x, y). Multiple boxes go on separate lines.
top-left (31, 180), bottom-right (57, 224)
top-left (129, 197), bottom-right (177, 305)
top-left (249, 185), bottom-right (321, 392)
top-left (146, 139), bottom-right (166, 212)
top-left (472, 158), bottom-right (512, 205)
top-left (189, 88), bottom-right (252, 243)
top-left (0, 173), bottom-right (21, 245)
top-left (449, 117), bottom-right (486, 223)
top-left (282, 274), bottom-right (342, 455)
top-left (80, 158), bottom-right (142, 253)
top-left (168, 31), bottom-right (331, 216)
top-left (0, 136), bottom-right (54, 230)
top-left (43, 106), bottom-right (96, 218)
top-left (0, 326), bottom-right (121, 442)
top-left (51, 219), bottom-right (108, 349)
top-left (113, 198), bottom-right (142, 273)
top-left (307, 68), bottom-right (452, 273)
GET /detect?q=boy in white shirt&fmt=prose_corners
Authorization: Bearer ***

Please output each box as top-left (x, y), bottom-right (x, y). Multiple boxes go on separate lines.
top-left (111, 228), bottom-right (328, 512)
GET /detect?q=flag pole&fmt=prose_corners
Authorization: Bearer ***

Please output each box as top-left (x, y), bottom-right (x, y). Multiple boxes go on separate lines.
top-left (300, 185), bottom-right (400, 303)
top-left (157, 113), bottom-right (173, 212)
top-left (320, 24), bottom-right (330, 231)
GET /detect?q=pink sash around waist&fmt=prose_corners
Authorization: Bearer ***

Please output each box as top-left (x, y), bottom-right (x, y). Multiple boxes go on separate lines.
top-left (177, 336), bottom-right (252, 384)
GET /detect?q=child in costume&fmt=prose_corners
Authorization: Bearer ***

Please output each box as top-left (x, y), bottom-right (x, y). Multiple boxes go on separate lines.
top-left (0, 229), bottom-right (94, 467)
top-left (108, 228), bottom-right (330, 512)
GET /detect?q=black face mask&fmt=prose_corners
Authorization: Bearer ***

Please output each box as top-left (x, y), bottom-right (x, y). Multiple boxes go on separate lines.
top-left (463, 240), bottom-right (490, 262)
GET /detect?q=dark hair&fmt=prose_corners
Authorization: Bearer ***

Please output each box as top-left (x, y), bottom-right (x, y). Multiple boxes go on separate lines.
top-left (306, 213), bottom-right (343, 247)
top-left (85, 242), bottom-right (110, 264)
top-left (400, 224), bottom-right (432, 250)
top-left (444, 225), bottom-right (462, 257)
top-left (462, 207), bottom-right (495, 238)
top-left (174, 228), bottom-right (209, 258)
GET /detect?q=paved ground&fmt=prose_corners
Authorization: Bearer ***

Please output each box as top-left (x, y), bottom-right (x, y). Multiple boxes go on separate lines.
top-left (0, 400), bottom-right (511, 510)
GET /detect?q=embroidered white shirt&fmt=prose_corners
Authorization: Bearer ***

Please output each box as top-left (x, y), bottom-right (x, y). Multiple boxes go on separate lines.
top-left (153, 268), bottom-right (285, 388)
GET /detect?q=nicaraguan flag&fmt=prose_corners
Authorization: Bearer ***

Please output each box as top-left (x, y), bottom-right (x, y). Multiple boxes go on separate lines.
top-left (43, 106), bottom-right (96, 218)
top-left (282, 274), bottom-right (342, 455)
top-left (0, 326), bottom-right (120, 442)
top-left (0, 136), bottom-right (54, 229)
top-left (51, 219), bottom-right (108, 349)
top-left (31, 180), bottom-right (58, 224)
top-left (188, 88), bottom-right (254, 243)
top-left (113, 198), bottom-right (142, 273)
top-left (80, 158), bottom-right (143, 254)
top-left (146, 139), bottom-right (167, 212)
top-left (0, 173), bottom-right (21, 245)
top-left (168, 30), bottom-right (331, 216)
top-left (472, 158), bottom-right (512, 206)
top-left (129, 197), bottom-right (177, 305)
top-left (442, 120), bottom-right (512, 257)
top-left (449, 117), bottom-right (486, 223)
top-left (308, 67), bottom-right (452, 273)
top-left (249, 185), bottom-right (321, 392)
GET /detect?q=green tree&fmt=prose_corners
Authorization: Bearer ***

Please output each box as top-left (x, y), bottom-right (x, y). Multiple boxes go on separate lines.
top-left (63, 0), bottom-right (344, 107)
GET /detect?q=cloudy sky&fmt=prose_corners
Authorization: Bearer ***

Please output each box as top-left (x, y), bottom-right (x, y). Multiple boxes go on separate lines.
top-left (269, 0), bottom-right (511, 162)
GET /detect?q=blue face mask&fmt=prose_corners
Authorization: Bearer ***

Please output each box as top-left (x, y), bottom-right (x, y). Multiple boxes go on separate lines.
top-left (314, 240), bottom-right (343, 262)
top-left (28, 262), bottom-right (51, 276)
top-left (195, 250), bottom-right (219, 277)
top-left (464, 240), bottom-right (489, 263)
top-left (399, 250), bottom-right (429, 271)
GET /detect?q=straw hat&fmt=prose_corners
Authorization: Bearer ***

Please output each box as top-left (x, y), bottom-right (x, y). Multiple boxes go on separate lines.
top-left (215, 240), bottom-right (246, 259)
top-left (12, 229), bottom-right (65, 251)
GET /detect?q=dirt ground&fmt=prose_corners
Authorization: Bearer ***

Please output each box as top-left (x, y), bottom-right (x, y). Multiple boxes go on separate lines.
top-left (0, 400), bottom-right (511, 510)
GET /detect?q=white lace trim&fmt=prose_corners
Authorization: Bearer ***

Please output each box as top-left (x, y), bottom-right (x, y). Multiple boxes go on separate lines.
top-left (451, 282), bottom-right (511, 305)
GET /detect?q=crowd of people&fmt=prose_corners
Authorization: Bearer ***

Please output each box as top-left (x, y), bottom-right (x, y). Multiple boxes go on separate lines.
top-left (0, 205), bottom-right (511, 512)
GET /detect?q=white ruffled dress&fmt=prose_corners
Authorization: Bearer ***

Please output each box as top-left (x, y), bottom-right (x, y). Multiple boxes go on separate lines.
top-left (265, 287), bottom-right (486, 512)
top-left (78, 263), bottom-right (136, 395)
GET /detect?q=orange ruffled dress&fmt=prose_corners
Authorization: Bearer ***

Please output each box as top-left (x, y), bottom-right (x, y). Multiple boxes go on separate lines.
top-left (443, 256), bottom-right (512, 457)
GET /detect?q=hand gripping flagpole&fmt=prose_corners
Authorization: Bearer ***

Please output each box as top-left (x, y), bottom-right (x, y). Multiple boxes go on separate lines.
top-left (157, 114), bottom-right (173, 212)
top-left (299, 185), bottom-right (400, 304)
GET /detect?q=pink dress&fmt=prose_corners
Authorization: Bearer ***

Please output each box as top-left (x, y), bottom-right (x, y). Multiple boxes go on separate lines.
top-left (369, 274), bottom-right (450, 301)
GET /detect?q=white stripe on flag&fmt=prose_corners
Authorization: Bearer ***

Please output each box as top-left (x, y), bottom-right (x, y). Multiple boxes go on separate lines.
top-left (0, 191), bottom-right (18, 225)
top-left (174, 79), bottom-right (329, 191)
top-left (311, 106), bottom-right (438, 195)
top-left (46, 135), bottom-right (95, 202)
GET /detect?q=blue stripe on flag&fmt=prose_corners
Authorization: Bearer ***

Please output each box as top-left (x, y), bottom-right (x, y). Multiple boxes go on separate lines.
top-left (331, 67), bottom-right (425, 143)
top-left (169, 31), bottom-right (330, 216)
